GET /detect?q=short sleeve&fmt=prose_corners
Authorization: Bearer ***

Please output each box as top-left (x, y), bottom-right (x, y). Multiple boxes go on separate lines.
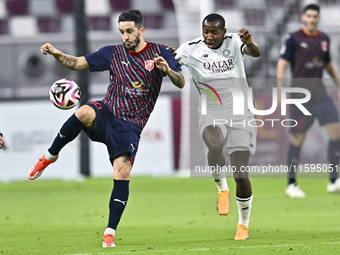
top-left (232, 34), bottom-right (246, 54)
top-left (84, 46), bottom-right (112, 72)
top-left (280, 34), bottom-right (295, 62)
top-left (160, 45), bottom-right (182, 72)
top-left (175, 42), bottom-right (190, 66)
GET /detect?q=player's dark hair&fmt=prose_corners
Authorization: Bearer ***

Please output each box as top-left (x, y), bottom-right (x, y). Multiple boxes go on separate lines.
top-left (202, 13), bottom-right (225, 30)
top-left (118, 10), bottom-right (144, 28)
top-left (303, 4), bottom-right (320, 14)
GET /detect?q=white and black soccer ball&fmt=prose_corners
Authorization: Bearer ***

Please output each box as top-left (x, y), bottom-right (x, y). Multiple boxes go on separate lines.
top-left (49, 78), bottom-right (81, 110)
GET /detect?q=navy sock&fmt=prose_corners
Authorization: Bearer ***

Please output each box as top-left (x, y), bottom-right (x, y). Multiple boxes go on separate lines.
top-left (328, 140), bottom-right (340, 183)
top-left (107, 179), bottom-right (129, 230)
top-left (48, 114), bottom-right (84, 155)
top-left (287, 144), bottom-right (301, 185)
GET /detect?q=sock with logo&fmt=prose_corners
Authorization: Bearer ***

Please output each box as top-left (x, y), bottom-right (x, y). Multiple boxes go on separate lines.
top-left (236, 195), bottom-right (253, 227)
top-left (107, 179), bottom-right (129, 230)
top-left (211, 168), bottom-right (229, 191)
top-left (287, 144), bottom-right (301, 185)
top-left (47, 114), bottom-right (84, 156)
top-left (328, 140), bottom-right (340, 183)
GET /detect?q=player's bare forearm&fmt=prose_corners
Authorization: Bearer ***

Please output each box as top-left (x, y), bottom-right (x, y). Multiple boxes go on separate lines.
top-left (245, 42), bottom-right (260, 57)
top-left (55, 54), bottom-right (89, 71)
top-left (153, 53), bottom-right (185, 88)
top-left (55, 53), bottom-right (77, 69)
top-left (238, 28), bottom-right (260, 57)
top-left (40, 43), bottom-right (89, 70)
top-left (167, 70), bottom-right (185, 89)
top-left (325, 62), bottom-right (340, 88)
top-left (276, 58), bottom-right (289, 106)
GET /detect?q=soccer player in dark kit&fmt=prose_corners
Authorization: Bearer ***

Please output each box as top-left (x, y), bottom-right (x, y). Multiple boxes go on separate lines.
top-left (277, 4), bottom-right (340, 197)
top-left (28, 10), bottom-right (184, 247)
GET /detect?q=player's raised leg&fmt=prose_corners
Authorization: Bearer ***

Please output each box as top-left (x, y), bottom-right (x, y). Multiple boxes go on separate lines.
top-left (286, 132), bottom-right (306, 198)
top-left (202, 126), bottom-right (230, 216)
top-left (28, 105), bottom-right (95, 180)
top-left (102, 154), bottom-right (132, 248)
top-left (231, 151), bottom-right (252, 240)
top-left (324, 123), bottom-right (340, 192)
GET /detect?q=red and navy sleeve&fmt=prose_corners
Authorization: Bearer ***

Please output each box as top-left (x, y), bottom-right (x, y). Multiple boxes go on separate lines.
top-left (160, 45), bottom-right (182, 72)
top-left (280, 34), bottom-right (295, 62)
top-left (84, 46), bottom-right (113, 72)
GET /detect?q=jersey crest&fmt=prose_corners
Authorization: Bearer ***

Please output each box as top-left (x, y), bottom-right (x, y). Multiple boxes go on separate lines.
top-left (145, 60), bottom-right (154, 71)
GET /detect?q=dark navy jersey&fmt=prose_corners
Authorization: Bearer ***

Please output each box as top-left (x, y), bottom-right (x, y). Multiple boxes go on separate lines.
top-left (85, 42), bottom-right (181, 128)
top-left (280, 29), bottom-right (331, 99)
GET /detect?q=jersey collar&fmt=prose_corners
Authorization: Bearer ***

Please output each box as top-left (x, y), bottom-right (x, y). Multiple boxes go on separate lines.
top-left (301, 28), bottom-right (320, 38)
top-left (127, 42), bottom-right (151, 56)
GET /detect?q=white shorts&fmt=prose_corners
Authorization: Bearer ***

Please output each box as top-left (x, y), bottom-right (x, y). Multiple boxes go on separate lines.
top-left (198, 115), bottom-right (257, 156)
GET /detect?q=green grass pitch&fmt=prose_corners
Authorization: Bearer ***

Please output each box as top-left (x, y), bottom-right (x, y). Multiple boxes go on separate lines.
top-left (1, 176), bottom-right (340, 254)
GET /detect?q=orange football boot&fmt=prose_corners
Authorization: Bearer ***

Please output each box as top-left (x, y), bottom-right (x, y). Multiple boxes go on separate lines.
top-left (234, 225), bottom-right (249, 240)
top-left (102, 234), bottom-right (116, 247)
top-left (217, 190), bottom-right (230, 215)
top-left (28, 155), bottom-right (58, 180)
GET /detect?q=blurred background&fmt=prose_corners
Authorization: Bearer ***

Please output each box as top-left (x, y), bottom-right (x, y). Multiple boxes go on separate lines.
top-left (0, 0), bottom-right (339, 181)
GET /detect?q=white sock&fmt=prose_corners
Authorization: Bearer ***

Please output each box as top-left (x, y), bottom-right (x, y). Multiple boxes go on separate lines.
top-left (104, 227), bottom-right (115, 236)
top-left (214, 178), bottom-right (229, 192)
top-left (211, 168), bottom-right (229, 191)
top-left (45, 151), bottom-right (57, 161)
top-left (236, 195), bottom-right (253, 227)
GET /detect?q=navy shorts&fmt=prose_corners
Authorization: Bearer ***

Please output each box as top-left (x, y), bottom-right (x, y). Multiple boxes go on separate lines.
top-left (290, 95), bottom-right (339, 133)
top-left (83, 100), bottom-right (142, 164)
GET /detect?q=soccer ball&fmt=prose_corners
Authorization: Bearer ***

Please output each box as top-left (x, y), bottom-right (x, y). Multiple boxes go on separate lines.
top-left (49, 78), bottom-right (81, 110)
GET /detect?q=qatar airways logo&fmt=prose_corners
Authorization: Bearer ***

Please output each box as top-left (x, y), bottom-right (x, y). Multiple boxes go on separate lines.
top-left (203, 59), bottom-right (234, 74)
top-left (200, 84), bottom-right (312, 128)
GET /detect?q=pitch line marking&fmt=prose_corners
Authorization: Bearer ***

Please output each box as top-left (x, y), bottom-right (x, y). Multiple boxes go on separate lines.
top-left (63, 241), bottom-right (340, 255)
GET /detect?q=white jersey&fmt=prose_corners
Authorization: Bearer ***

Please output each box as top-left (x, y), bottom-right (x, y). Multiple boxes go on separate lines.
top-left (176, 33), bottom-right (254, 120)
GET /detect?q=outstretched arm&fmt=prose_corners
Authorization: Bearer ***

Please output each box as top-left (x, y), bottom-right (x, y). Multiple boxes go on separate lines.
top-left (325, 62), bottom-right (340, 100)
top-left (325, 62), bottom-right (340, 88)
top-left (40, 43), bottom-right (90, 71)
top-left (154, 53), bottom-right (185, 89)
top-left (238, 28), bottom-right (260, 57)
top-left (276, 58), bottom-right (290, 107)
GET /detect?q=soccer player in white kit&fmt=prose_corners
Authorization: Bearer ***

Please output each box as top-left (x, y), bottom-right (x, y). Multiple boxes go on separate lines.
top-left (176, 13), bottom-right (260, 240)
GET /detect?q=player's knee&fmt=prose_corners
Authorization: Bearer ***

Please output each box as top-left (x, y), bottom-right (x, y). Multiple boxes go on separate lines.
top-left (75, 106), bottom-right (95, 125)
top-left (114, 155), bottom-right (132, 180)
top-left (116, 168), bottom-right (130, 180)
top-left (208, 146), bottom-right (223, 157)
top-left (290, 133), bottom-right (305, 146)
top-left (234, 177), bottom-right (249, 189)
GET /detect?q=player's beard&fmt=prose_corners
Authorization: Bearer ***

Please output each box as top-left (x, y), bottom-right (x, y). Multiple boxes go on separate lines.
top-left (123, 33), bottom-right (141, 51)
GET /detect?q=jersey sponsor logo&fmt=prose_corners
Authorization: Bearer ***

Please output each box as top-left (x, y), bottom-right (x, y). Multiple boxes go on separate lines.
top-left (222, 48), bottom-right (231, 58)
top-left (126, 87), bottom-right (149, 96)
top-left (202, 54), bottom-right (209, 58)
top-left (305, 57), bottom-right (323, 69)
top-left (132, 81), bottom-right (143, 88)
top-left (145, 60), bottom-right (154, 71)
top-left (203, 59), bottom-right (234, 74)
top-left (300, 42), bottom-right (308, 48)
top-left (321, 40), bottom-right (328, 52)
